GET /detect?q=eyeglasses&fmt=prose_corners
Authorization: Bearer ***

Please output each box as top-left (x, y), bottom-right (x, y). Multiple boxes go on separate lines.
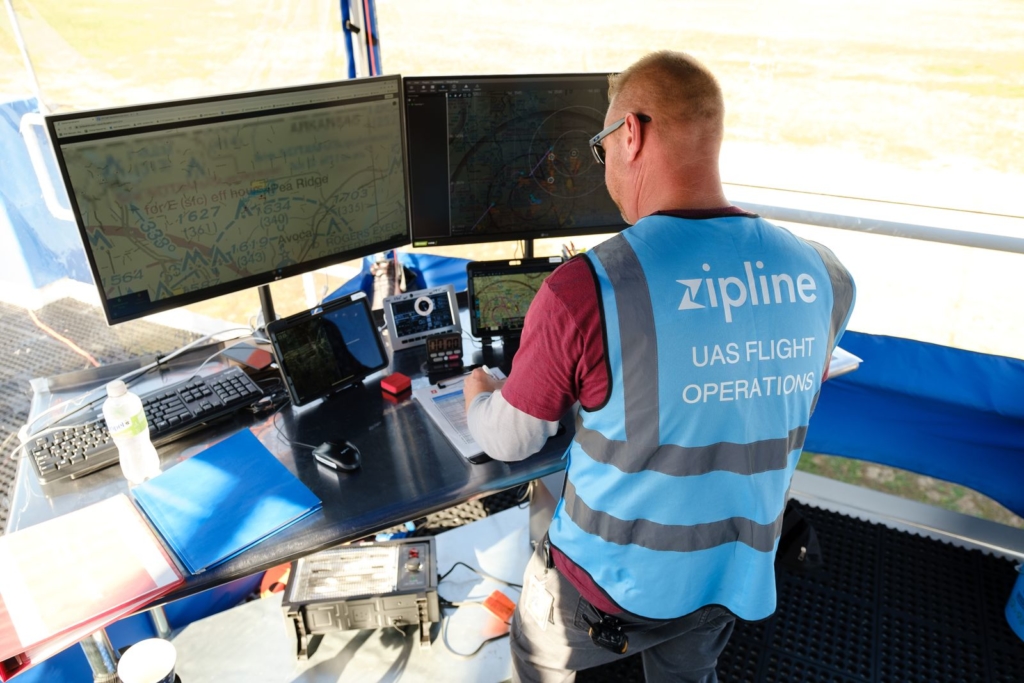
top-left (589, 113), bottom-right (651, 165)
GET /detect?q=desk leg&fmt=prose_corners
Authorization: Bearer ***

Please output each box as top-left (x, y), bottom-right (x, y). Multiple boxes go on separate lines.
top-left (80, 629), bottom-right (118, 683)
top-left (149, 605), bottom-right (172, 639)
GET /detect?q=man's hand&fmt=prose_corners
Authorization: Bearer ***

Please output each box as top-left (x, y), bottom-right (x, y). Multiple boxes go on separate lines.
top-left (464, 368), bottom-right (505, 412)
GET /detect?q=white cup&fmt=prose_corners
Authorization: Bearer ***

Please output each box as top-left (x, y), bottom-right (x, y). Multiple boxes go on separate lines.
top-left (117, 638), bottom-right (177, 683)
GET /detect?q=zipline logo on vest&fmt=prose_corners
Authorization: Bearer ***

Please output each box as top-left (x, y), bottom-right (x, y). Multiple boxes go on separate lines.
top-left (677, 261), bottom-right (817, 323)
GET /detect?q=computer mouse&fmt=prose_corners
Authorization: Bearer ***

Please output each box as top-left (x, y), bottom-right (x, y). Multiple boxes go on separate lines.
top-left (313, 441), bottom-right (361, 472)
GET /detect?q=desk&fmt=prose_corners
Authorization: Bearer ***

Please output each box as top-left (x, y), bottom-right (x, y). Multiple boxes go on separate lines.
top-left (8, 334), bottom-right (571, 643)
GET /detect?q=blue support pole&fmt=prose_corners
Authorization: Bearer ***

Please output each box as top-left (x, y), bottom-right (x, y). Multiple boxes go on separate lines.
top-left (338, 0), bottom-right (357, 79)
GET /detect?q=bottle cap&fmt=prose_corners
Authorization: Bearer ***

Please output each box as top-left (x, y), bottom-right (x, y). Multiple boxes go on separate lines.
top-left (106, 379), bottom-right (128, 398)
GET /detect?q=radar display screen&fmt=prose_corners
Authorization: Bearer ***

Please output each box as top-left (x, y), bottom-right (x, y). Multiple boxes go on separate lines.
top-left (405, 74), bottom-right (626, 247)
top-left (48, 76), bottom-right (410, 325)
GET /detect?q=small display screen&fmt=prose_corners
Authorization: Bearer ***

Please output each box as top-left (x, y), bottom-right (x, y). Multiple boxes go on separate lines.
top-left (468, 261), bottom-right (559, 335)
top-left (270, 298), bottom-right (387, 405)
top-left (392, 292), bottom-right (456, 339)
top-left (427, 334), bottom-right (462, 353)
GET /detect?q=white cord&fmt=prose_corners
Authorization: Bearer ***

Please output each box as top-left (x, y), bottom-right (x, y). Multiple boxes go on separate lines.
top-left (5, 425), bottom-right (71, 462)
top-left (18, 326), bottom-right (256, 441)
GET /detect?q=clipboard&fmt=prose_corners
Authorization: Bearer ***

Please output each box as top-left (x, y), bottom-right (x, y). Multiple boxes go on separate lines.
top-left (828, 347), bottom-right (863, 379)
top-left (412, 369), bottom-right (506, 464)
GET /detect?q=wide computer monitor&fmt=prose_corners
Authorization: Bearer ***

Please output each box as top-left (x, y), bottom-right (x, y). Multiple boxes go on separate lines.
top-left (46, 75), bottom-right (410, 325)
top-left (404, 73), bottom-right (627, 247)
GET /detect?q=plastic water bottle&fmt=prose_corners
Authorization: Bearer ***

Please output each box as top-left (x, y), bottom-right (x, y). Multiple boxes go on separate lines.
top-left (102, 380), bottom-right (161, 485)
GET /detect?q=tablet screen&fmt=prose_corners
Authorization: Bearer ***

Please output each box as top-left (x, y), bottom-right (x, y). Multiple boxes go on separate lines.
top-left (269, 296), bottom-right (388, 405)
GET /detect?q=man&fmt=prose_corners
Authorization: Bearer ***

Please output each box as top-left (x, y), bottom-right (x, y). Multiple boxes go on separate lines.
top-left (465, 51), bottom-right (855, 683)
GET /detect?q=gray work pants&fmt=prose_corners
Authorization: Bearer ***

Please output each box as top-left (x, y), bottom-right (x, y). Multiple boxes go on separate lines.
top-left (510, 541), bottom-right (736, 683)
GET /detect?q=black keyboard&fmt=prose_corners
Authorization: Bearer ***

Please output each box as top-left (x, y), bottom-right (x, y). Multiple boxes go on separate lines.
top-left (29, 367), bottom-right (263, 484)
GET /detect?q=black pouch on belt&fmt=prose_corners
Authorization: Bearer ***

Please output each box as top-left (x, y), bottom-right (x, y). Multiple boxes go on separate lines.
top-left (583, 612), bottom-right (629, 654)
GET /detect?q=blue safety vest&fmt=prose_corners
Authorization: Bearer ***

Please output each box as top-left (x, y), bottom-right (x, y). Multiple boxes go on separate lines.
top-left (548, 214), bottom-right (855, 621)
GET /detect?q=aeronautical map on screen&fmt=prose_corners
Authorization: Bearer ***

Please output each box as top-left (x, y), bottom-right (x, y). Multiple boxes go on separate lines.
top-left (473, 271), bottom-right (552, 332)
top-left (61, 98), bottom-right (406, 308)
top-left (446, 87), bottom-right (619, 238)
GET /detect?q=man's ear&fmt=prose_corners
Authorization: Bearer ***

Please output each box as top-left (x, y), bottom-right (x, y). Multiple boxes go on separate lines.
top-left (623, 113), bottom-right (645, 162)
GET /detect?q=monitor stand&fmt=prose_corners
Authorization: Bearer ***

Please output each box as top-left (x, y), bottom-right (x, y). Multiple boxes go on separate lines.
top-left (478, 334), bottom-right (520, 376)
top-left (288, 380), bottom-right (379, 439)
top-left (500, 334), bottom-right (521, 371)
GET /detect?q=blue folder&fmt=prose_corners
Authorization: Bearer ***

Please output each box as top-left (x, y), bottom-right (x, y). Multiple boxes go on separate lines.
top-left (131, 429), bottom-right (322, 575)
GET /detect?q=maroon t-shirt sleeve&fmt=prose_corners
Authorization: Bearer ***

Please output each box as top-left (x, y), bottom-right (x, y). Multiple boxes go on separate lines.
top-left (501, 257), bottom-right (609, 421)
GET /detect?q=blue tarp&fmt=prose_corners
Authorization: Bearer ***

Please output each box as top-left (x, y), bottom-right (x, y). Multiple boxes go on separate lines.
top-left (806, 331), bottom-right (1024, 518)
top-left (325, 250), bottom-right (471, 302)
top-left (0, 97), bottom-right (90, 288)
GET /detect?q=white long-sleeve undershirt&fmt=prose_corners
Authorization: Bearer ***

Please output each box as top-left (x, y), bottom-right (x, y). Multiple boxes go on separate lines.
top-left (467, 390), bottom-right (559, 462)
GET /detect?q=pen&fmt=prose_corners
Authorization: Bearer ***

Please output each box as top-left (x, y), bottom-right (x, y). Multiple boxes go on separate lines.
top-left (436, 364), bottom-right (483, 389)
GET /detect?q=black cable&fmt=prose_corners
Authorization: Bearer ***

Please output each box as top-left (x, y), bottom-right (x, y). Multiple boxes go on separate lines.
top-left (440, 604), bottom-right (511, 659)
top-left (255, 376), bottom-right (285, 390)
top-left (516, 481), bottom-right (533, 509)
top-left (438, 561), bottom-right (522, 589)
top-left (270, 403), bottom-right (318, 450)
top-left (461, 329), bottom-right (483, 349)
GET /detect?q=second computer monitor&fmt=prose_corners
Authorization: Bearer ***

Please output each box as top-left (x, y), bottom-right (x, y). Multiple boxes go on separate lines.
top-left (405, 74), bottom-right (626, 247)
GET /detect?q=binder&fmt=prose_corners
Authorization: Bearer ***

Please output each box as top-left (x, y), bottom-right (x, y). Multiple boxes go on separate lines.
top-left (131, 428), bottom-right (322, 575)
top-left (0, 495), bottom-right (183, 681)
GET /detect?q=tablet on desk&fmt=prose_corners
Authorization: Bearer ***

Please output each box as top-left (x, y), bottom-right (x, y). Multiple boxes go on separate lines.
top-left (267, 294), bottom-right (389, 406)
top-left (466, 258), bottom-right (562, 340)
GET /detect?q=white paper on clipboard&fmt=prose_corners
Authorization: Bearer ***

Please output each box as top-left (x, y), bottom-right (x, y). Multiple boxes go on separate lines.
top-left (412, 368), bottom-right (506, 462)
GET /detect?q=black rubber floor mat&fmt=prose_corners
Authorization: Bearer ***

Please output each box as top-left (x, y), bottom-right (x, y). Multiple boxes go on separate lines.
top-left (573, 502), bottom-right (1024, 682)
top-left (0, 299), bottom-right (200, 532)
top-left (366, 484), bottom-right (529, 541)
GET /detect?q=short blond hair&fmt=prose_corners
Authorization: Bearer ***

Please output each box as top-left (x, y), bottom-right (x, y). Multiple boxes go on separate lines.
top-left (608, 51), bottom-right (724, 133)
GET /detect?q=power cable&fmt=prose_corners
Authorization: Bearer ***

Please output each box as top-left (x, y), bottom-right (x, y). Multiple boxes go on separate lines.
top-left (436, 561), bottom-right (522, 660)
top-left (11, 327), bottom-right (257, 462)
top-left (438, 560), bottom-right (522, 589)
top-left (440, 603), bottom-right (511, 659)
